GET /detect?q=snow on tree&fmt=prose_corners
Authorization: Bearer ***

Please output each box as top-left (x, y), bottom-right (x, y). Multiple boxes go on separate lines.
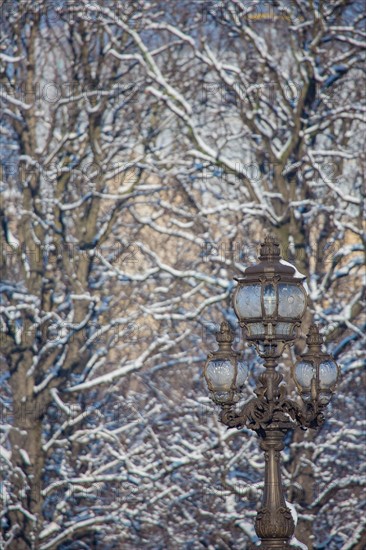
top-left (0, 1), bottom-right (365, 549)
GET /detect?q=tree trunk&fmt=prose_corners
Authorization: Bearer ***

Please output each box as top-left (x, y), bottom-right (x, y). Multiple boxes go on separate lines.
top-left (7, 352), bottom-right (46, 550)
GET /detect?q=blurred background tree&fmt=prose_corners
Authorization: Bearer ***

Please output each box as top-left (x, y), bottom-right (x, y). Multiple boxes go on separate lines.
top-left (0, 1), bottom-right (365, 548)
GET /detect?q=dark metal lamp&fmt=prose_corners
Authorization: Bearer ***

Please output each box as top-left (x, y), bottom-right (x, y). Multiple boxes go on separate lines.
top-left (203, 235), bottom-right (340, 549)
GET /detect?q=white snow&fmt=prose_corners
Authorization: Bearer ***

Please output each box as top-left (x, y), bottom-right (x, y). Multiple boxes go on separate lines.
top-left (19, 449), bottom-right (31, 466)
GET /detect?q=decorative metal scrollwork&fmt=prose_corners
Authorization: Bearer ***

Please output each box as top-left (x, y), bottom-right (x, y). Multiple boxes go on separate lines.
top-left (255, 506), bottom-right (295, 539)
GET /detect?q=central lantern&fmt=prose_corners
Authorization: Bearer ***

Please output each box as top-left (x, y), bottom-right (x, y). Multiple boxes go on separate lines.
top-left (233, 235), bottom-right (308, 350)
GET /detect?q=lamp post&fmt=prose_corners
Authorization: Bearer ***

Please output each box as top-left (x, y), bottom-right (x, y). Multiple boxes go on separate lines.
top-left (204, 235), bottom-right (339, 549)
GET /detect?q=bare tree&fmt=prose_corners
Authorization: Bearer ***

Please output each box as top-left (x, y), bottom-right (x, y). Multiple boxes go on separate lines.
top-left (1, 1), bottom-right (365, 549)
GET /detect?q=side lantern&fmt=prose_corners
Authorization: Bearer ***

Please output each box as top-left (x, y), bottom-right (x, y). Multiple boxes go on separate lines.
top-left (204, 322), bottom-right (248, 405)
top-left (294, 324), bottom-right (340, 406)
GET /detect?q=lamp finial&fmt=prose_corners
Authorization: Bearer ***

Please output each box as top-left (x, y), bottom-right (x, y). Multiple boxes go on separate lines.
top-left (306, 324), bottom-right (324, 348)
top-left (216, 321), bottom-right (234, 347)
top-left (259, 234), bottom-right (281, 261)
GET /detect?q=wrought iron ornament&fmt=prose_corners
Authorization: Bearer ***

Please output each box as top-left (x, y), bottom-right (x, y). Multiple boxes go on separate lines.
top-left (204, 236), bottom-right (339, 549)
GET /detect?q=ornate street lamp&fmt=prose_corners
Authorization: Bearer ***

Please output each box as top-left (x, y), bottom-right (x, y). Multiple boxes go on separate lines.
top-left (203, 235), bottom-right (339, 549)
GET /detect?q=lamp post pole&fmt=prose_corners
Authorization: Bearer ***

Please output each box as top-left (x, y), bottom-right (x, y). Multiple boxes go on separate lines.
top-left (204, 236), bottom-right (339, 549)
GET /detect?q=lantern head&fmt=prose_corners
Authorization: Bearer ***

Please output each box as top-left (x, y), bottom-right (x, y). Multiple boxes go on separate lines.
top-left (233, 235), bottom-right (308, 355)
top-left (204, 321), bottom-right (248, 405)
top-left (294, 324), bottom-right (340, 406)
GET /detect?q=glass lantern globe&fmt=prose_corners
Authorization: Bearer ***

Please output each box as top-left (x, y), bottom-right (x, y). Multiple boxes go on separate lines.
top-left (319, 359), bottom-right (339, 389)
top-left (204, 322), bottom-right (248, 405)
top-left (233, 235), bottom-right (308, 348)
top-left (318, 358), bottom-right (339, 405)
top-left (294, 360), bottom-right (314, 401)
top-left (294, 324), bottom-right (340, 407)
top-left (205, 358), bottom-right (248, 404)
